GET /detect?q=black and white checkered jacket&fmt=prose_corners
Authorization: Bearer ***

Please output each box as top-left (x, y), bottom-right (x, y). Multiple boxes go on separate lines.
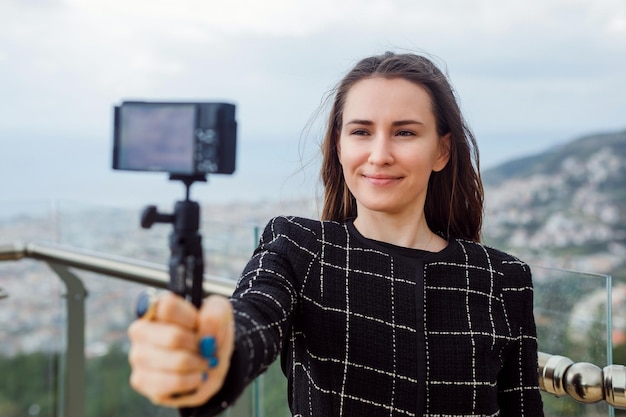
top-left (185, 216), bottom-right (544, 417)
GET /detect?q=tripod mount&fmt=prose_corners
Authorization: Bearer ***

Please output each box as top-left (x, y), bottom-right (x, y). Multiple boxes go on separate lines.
top-left (141, 174), bottom-right (207, 308)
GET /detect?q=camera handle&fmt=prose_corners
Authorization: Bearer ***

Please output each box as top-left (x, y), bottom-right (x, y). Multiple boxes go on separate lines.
top-left (141, 175), bottom-right (207, 308)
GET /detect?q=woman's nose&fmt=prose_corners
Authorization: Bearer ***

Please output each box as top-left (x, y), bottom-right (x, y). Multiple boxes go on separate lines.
top-left (367, 135), bottom-right (394, 165)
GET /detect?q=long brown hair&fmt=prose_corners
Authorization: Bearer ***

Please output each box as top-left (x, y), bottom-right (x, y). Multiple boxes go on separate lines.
top-left (320, 52), bottom-right (484, 242)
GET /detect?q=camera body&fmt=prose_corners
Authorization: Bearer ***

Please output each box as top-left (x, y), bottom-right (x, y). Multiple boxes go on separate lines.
top-left (112, 101), bottom-right (237, 176)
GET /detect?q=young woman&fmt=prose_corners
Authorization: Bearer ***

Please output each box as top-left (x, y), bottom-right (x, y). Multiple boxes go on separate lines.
top-left (127, 52), bottom-right (544, 416)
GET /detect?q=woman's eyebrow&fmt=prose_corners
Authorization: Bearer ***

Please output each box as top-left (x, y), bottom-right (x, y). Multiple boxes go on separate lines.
top-left (344, 119), bottom-right (424, 126)
top-left (392, 120), bottom-right (424, 126)
top-left (344, 119), bottom-right (373, 126)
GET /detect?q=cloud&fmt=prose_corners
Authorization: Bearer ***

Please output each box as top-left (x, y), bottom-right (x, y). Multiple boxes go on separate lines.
top-left (0, 0), bottom-right (624, 145)
top-left (606, 15), bottom-right (626, 36)
top-left (1, 0), bottom-right (624, 208)
top-left (64, 0), bottom-right (366, 37)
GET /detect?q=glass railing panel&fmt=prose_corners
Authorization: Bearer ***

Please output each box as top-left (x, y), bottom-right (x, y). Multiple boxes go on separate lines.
top-left (253, 361), bottom-right (290, 416)
top-left (0, 200), bottom-right (59, 243)
top-left (51, 202), bottom-right (172, 264)
top-left (0, 260), bottom-right (63, 417)
top-left (0, 202), bottom-right (61, 416)
top-left (532, 264), bottom-right (613, 417)
top-left (48, 201), bottom-right (264, 279)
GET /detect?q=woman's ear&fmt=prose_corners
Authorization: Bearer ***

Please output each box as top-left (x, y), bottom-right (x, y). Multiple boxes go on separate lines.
top-left (433, 133), bottom-right (451, 172)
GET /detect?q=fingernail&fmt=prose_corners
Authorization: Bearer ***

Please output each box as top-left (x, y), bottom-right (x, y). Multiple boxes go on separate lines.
top-left (209, 357), bottom-right (219, 368)
top-left (135, 288), bottom-right (158, 320)
top-left (202, 371), bottom-right (208, 382)
top-left (199, 337), bottom-right (216, 358)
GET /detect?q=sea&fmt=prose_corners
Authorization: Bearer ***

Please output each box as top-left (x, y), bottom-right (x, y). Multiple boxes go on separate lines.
top-left (0, 128), bottom-right (573, 219)
top-left (1, 134), bottom-right (321, 219)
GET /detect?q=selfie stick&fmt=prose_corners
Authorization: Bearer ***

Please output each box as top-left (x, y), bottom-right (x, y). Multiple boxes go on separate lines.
top-left (140, 174), bottom-right (207, 308)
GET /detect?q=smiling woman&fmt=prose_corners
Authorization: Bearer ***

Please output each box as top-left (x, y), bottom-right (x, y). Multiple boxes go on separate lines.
top-left (127, 51), bottom-right (545, 417)
top-left (321, 53), bottom-right (484, 243)
top-left (337, 77), bottom-right (451, 249)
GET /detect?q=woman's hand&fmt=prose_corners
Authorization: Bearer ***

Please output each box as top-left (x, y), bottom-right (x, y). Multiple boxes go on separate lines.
top-left (128, 292), bottom-right (235, 408)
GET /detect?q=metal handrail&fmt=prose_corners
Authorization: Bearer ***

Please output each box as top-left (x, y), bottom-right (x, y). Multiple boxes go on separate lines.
top-left (0, 241), bottom-right (234, 296)
top-left (2, 241), bottom-right (625, 410)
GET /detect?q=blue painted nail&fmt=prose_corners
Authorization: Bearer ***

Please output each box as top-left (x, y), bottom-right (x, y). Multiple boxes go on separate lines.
top-left (209, 357), bottom-right (219, 368)
top-left (200, 337), bottom-right (216, 358)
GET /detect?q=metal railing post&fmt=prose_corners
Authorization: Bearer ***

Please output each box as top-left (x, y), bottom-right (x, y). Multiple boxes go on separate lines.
top-left (47, 262), bottom-right (87, 417)
top-left (539, 352), bottom-right (626, 409)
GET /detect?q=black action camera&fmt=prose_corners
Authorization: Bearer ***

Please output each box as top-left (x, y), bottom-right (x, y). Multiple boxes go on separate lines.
top-left (112, 101), bottom-right (237, 176)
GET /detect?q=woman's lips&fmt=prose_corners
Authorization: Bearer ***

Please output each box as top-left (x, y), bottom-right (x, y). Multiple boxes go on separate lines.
top-left (362, 174), bottom-right (401, 185)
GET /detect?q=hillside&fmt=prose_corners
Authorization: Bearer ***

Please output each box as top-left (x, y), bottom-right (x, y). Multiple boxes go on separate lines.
top-left (484, 130), bottom-right (626, 186)
top-left (482, 129), bottom-right (626, 281)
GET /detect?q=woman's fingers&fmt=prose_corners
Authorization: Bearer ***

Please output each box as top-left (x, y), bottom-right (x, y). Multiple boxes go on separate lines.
top-left (196, 295), bottom-right (236, 398)
top-left (129, 291), bottom-right (200, 353)
top-left (153, 291), bottom-right (199, 329)
top-left (129, 364), bottom-right (206, 406)
top-left (128, 341), bottom-right (207, 373)
top-left (128, 319), bottom-right (197, 352)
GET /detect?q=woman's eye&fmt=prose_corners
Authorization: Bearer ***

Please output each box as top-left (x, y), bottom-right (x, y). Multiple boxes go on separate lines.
top-left (397, 130), bottom-right (416, 137)
top-left (351, 129), bottom-right (369, 136)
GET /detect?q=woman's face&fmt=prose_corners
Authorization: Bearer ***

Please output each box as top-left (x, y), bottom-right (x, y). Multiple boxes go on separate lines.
top-left (338, 77), bottom-right (450, 219)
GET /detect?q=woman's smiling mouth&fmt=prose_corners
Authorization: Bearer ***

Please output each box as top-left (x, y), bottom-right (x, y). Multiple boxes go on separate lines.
top-left (362, 174), bottom-right (402, 185)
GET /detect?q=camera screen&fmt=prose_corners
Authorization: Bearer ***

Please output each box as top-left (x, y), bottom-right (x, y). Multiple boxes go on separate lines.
top-left (115, 104), bottom-right (196, 174)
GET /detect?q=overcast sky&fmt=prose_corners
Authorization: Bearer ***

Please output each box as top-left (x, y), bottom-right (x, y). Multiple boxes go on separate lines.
top-left (1, 0), bottom-right (625, 210)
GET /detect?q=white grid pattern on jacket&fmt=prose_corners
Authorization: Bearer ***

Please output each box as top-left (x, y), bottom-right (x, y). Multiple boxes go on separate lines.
top-left (186, 216), bottom-right (544, 417)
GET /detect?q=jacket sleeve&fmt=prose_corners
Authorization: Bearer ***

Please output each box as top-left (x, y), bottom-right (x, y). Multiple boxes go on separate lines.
top-left (180, 216), bottom-right (314, 417)
top-left (497, 262), bottom-right (545, 416)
